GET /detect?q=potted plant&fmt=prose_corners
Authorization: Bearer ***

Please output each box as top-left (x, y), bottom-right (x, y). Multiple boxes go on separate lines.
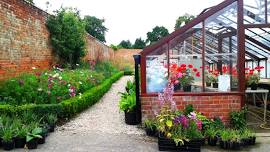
top-left (13, 120), bottom-right (28, 148)
top-left (169, 64), bottom-right (200, 92)
top-left (38, 127), bottom-right (48, 144)
top-left (1, 127), bottom-right (15, 151)
top-left (125, 80), bottom-right (135, 93)
top-left (230, 130), bottom-right (241, 150)
top-left (205, 127), bottom-right (218, 146)
top-left (143, 119), bottom-right (157, 137)
top-left (119, 92), bottom-right (137, 125)
top-left (205, 75), bottom-right (212, 87)
top-left (209, 70), bottom-right (219, 88)
top-left (46, 114), bottom-right (57, 132)
top-left (26, 127), bottom-right (42, 149)
top-left (220, 129), bottom-right (230, 149)
top-left (245, 66), bottom-right (263, 90)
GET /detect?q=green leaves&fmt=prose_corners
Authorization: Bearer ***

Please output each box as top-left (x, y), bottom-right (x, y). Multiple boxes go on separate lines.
top-left (119, 92), bottom-right (136, 112)
top-left (84, 16), bottom-right (107, 43)
top-left (46, 8), bottom-right (86, 66)
top-left (26, 127), bottom-right (43, 142)
top-left (146, 26), bottom-right (169, 44)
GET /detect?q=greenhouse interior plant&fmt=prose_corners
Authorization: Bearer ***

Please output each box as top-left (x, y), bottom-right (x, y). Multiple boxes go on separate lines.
top-left (245, 66), bottom-right (264, 90)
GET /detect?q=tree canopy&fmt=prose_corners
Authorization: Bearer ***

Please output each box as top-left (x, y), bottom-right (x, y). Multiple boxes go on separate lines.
top-left (146, 26), bottom-right (169, 44)
top-left (46, 8), bottom-right (86, 67)
top-left (132, 38), bottom-right (146, 49)
top-left (175, 14), bottom-right (195, 29)
top-left (84, 16), bottom-right (108, 42)
top-left (118, 40), bottom-right (132, 49)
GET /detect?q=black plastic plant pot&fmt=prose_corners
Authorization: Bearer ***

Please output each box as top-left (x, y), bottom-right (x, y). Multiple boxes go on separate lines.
top-left (250, 83), bottom-right (258, 90)
top-left (14, 137), bottom-right (26, 148)
top-left (174, 84), bottom-right (181, 91)
top-left (213, 83), bottom-right (218, 88)
top-left (208, 137), bottom-right (218, 146)
top-left (241, 138), bottom-right (249, 147)
top-left (158, 133), bottom-right (201, 151)
top-left (250, 137), bottom-right (256, 145)
top-left (2, 140), bottom-right (15, 151)
top-left (0, 137), bottom-right (2, 147)
top-left (145, 128), bottom-right (157, 137)
top-left (48, 124), bottom-right (56, 132)
top-left (230, 141), bottom-right (241, 150)
top-left (124, 110), bottom-right (138, 125)
top-left (38, 134), bottom-right (46, 144)
top-left (206, 82), bottom-right (211, 87)
top-left (26, 138), bottom-right (39, 149)
top-left (220, 140), bottom-right (229, 149)
top-left (183, 85), bottom-right (192, 92)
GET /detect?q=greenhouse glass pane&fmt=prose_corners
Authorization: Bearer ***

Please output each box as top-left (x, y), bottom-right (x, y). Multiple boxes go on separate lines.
top-left (259, 60), bottom-right (267, 78)
top-left (267, 59), bottom-right (270, 78)
top-left (244, 0), bottom-right (266, 24)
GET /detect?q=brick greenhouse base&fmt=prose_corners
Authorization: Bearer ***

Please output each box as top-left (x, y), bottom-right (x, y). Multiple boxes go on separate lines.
top-left (141, 95), bottom-right (241, 124)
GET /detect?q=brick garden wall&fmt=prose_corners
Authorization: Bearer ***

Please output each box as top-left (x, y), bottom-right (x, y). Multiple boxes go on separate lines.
top-left (0, 0), bottom-right (114, 80)
top-left (113, 49), bottom-right (141, 70)
top-left (141, 95), bottom-right (241, 124)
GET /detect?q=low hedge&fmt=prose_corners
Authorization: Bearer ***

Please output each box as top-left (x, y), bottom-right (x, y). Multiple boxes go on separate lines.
top-left (0, 71), bottom-right (124, 118)
top-left (60, 71), bottom-right (124, 118)
top-left (124, 71), bottom-right (134, 75)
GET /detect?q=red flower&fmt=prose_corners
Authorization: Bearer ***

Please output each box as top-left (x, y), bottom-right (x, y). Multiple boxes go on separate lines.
top-left (245, 68), bottom-right (250, 71)
top-left (196, 72), bottom-right (200, 77)
top-left (206, 66), bottom-right (209, 69)
top-left (193, 68), bottom-right (198, 72)
top-left (188, 64), bottom-right (193, 68)
top-left (180, 64), bottom-right (186, 68)
top-left (171, 63), bottom-right (177, 69)
top-left (222, 66), bottom-right (227, 73)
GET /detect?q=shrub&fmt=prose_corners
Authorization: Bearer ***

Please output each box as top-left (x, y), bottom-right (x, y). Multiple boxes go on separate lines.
top-left (94, 61), bottom-right (119, 78)
top-left (230, 107), bottom-right (247, 130)
top-left (46, 8), bottom-right (86, 66)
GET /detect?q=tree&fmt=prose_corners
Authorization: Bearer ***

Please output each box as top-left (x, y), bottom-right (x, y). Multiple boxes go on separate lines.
top-left (46, 8), bottom-right (86, 67)
top-left (25, 0), bottom-right (34, 4)
top-left (146, 26), bottom-right (169, 44)
top-left (84, 16), bottom-right (108, 43)
top-left (175, 14), bottom-right (195, 29)
top-left (132, 38), bottom-right (146, 49)
top-left (118, 40), bottom-right (132, 49)
top-left (110, 44), bottom-right (122, 51)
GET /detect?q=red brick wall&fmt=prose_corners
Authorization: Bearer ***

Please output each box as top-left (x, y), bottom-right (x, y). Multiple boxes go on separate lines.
top-left (0, 0), bottom-right (115, 80)
top-left (141, 95), bottom-right (241, 124)
top-left (0, 0), bottom-right (53, 79)
top-left (113, 49), bottom-right (141, 70)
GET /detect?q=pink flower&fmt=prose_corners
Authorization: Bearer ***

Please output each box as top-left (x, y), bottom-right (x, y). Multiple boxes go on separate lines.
top-left (188, 112), bottom-right (197, 120)
top-left (196, 120), bottom-right (202, 130)
top-left (176, 72), bottom-right (183, 78)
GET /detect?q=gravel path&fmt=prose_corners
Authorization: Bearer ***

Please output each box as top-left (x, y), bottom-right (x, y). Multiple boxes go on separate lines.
top-left (57, 76), bottom-right (144, 135)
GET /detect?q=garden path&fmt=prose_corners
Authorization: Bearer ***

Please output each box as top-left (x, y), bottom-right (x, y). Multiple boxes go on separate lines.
top-left (14, 76), bottom-right (270, 152)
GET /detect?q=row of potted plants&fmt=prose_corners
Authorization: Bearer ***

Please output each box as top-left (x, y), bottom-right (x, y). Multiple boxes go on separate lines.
top-left (0, 113), bottom-right (57, 151)
top-left (119, 80), bottom-right (139, 125)
top-left (142, 84), bottom-right (256, 151)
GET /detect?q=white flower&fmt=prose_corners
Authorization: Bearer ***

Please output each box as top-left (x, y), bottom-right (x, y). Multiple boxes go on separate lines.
top-left (37, 88), bottom-right (43, 91)
top-left (90, 75), bottom-right (93, 78)
top-left (76, 64), bottom-right (79, 66)
top-left (79, 81), bottom-right (82, 85)
top-left (79, 93), bottom-right (82, 99)
top-left (32, 67), bottom-right (36, 70)
top-left (53, 73), bottom-right (59, 78)
top-left (44, 72), bottom-right (48, 75)
top-left (59, 76), bottom-right (62, 80)
top-left (68, 84), bottom-right (71, 87)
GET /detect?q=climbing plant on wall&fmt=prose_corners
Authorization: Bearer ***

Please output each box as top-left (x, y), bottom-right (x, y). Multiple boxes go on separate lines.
top-left (46, 8), bottom-right (86, 67)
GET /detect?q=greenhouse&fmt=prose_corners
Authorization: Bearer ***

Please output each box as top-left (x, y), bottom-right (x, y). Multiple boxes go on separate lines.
top-left (139, 0), bottom-right (270, 123)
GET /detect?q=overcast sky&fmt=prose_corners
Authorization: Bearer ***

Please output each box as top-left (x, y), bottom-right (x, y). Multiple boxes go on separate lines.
top-left (34, 0), bottom-right (224, 45)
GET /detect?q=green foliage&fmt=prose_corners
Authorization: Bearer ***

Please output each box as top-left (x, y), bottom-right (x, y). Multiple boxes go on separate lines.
top-left (46, 8), bottom-right (86, 66)
top-left (143, 119), bottom-right (157, 130)
top-left (94, 61), bottom-right (119, 78)
top-left (119, 92), bottom-right (136, 112)
top-left (146, 26), bottom-right (169, 44)
top-left (60, 71), bottom-right (124, 118)
top-left (0, 69), bottom-right (105, 105)
top-left (84, 16), bottom-right (108, 42)
top-left (46, 114), bottom-right (58, 125)
top-left (185, 120), bottom-right (203, 139)
top-left (110, 44), bottom-right (121, 51)
top-left (133, 38), bottom-right (146, 49)
top-left (26, 127), bottom-right (42, 142)
top-left (220, 129), bottom-right (231, 141)
top-left (230, 106), bottom-right (247, 130)
top-left (118, 40), bottom-right (132, 49)
top-left (1, 126), bottom-right (14, 142)
top-left (25, 0), bottom-right (34, 4)
top-left (175, 14), bottom-right (195, 29)
top-left (210, 117), bottom-right (225, 130)
top-left (184, 104), bottom-right (194, 116)
top-left (205, 127), bottom-right (217, 138)
top-left (125, 80), bottom-right (135, 94)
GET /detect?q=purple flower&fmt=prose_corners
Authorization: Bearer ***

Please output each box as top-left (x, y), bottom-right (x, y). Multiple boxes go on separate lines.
top-left (174, 115), bottom-right (189, 128)
top-left (158, 84), bottom-right (175, 109)
top-left (18, 79), bottom-right (24, 86)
